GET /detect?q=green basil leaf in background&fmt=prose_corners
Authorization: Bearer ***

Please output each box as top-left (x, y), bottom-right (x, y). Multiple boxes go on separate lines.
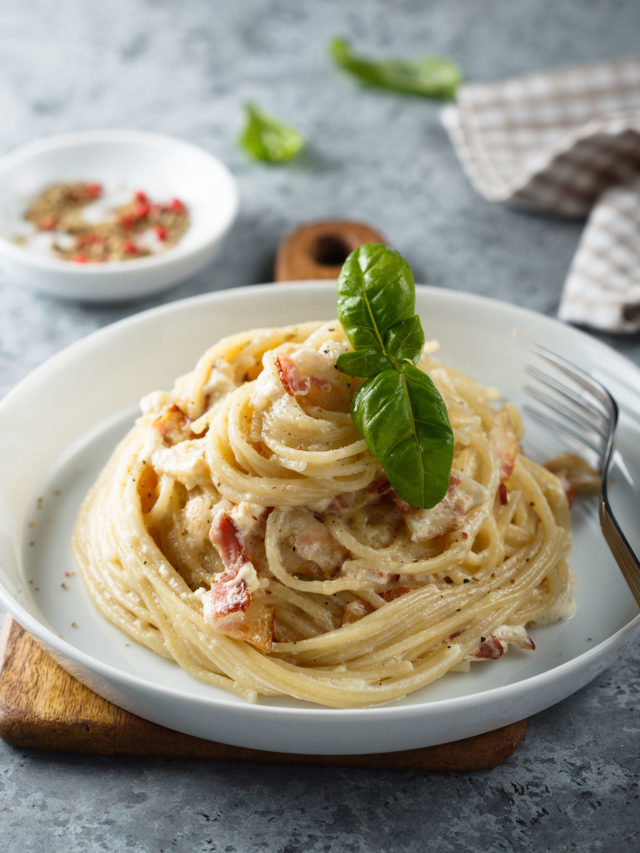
top-left (384, 315), bottom-right (425, 366)
top-left (239, 102), bottom-right (304, 163)
top-left (337, 244), bottom-right (415, 352)
top-left (329, 37), bottom-right (462, 100)
top-left (336, 349), bottom-right (393, 378)
top-left (351, 364), bottom-right (454, 509)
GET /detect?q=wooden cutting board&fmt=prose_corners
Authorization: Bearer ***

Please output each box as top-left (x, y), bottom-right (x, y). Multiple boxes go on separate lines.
top-left (0, 221), bottom-right (528, 770)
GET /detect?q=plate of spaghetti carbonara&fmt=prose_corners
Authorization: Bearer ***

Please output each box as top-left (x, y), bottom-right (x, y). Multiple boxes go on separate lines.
top-left (0, 276), bottom-right (639, 754)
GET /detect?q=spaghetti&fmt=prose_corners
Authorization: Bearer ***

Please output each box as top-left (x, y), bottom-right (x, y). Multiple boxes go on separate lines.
top-left (72, 320), bottom-right (574, 708)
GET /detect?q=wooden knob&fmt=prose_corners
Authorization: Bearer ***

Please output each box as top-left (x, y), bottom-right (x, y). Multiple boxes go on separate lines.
top-left (275, 220), bottom-right (386, 283)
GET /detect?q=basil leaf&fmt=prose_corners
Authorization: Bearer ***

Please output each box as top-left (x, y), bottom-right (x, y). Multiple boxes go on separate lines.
top-left (384, 316), bottom-right (425, 366)
top-left (337, 349), bottom-right (393, 378)
top-left (239, 103), bottom-right (304, 163)
top-left (336, 243), bottom-right (453, 509)
top-left (351, 364), bottom-right (454, 509)
top-left (337, 244), bottom-right (415, 352)
top-left (330, 37), bottom-right (462, 100)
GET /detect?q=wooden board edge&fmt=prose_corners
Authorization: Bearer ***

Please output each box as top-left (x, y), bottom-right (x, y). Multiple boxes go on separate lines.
top-left (1, 616), bottom-right (526, 769)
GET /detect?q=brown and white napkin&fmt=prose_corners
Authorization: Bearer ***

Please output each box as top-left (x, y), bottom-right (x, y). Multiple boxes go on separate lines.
top-left (442, 57), bottom-right (640, 333)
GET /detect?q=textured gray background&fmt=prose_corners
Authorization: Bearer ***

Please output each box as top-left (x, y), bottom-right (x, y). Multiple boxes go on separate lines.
top-left (1, 1), bottom-right (639, 851)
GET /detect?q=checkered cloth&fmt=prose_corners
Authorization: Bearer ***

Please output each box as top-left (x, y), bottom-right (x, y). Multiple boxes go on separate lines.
top-left (442, 57), bottom-right (640, 333)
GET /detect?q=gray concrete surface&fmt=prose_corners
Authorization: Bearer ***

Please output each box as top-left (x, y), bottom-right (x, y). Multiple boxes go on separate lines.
top-left (1, 1), bottom-right (639, 850)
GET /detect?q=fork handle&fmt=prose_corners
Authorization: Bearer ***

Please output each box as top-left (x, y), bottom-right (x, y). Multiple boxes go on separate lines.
top-left (599, 497), bottom-right (640, 606)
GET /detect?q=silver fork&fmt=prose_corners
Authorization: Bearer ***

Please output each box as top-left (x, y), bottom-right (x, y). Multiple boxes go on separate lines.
top-left (524, 343), bottom-right (640, 606)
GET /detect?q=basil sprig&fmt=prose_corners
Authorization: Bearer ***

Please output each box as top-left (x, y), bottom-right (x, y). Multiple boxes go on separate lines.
top-left (329, 37), bottom-right (462, 100)
top-left (239, 102), bottom-right (304, 163)
top-left (337, 244), bottom-right (454, 509)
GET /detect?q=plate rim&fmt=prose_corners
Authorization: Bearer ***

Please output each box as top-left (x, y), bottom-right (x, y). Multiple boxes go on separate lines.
top-left (1, 281), bottom-right (639, 745)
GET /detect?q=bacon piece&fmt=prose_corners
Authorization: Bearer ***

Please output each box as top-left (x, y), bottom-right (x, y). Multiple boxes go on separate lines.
top-left (473, 635), bottom-right (504, 659)
top-left (210, 502), bottom-right (271, 574)
top-left (489, 409), bottom-right (520, 480)
top-left (209, 512), bottom-right (246, 573)
top-left (203, 576), bottom-right (274, 650)
top-left (206, 510), bottom-right (253, 614)
top-left (153, 403), bottom-right (191, 445)
top-left (544, 452), bottom-right (600, 507)
top-left (472, 625), bottom-right (535, 659)
top-left (275, 353), bottom-right (331, 397)
top-left (205, 510), bottom-right (274, 649)
top-left (380, 587), bottom-right (411, 602)
top-left (498, 481), bottom-right (508, 506)
top-left (206, 570), bottom-right (250, 615)
top-left (210, 603), bottom-right (274, 651)
top-left (276, 354), bottom-right (311, 396)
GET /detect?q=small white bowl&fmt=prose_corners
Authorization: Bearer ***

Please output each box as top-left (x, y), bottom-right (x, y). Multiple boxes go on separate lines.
top-left (0, 130), bottom-right (238, 302)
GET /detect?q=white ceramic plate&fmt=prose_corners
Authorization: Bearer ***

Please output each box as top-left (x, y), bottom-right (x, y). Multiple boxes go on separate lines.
top-left (1, 283), bottom-right (639, 755)
top-left (0, 130), bottom-right (238, 301)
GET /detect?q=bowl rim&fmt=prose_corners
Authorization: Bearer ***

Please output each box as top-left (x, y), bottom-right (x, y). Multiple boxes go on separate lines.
top-left (0, 128), bottom-right (238, 276)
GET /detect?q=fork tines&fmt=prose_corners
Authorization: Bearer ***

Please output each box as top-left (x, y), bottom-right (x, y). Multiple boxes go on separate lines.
top-left (524, 344), bottom-right (618, 464)
top-left (525, 344), bottom-right (640, 605)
